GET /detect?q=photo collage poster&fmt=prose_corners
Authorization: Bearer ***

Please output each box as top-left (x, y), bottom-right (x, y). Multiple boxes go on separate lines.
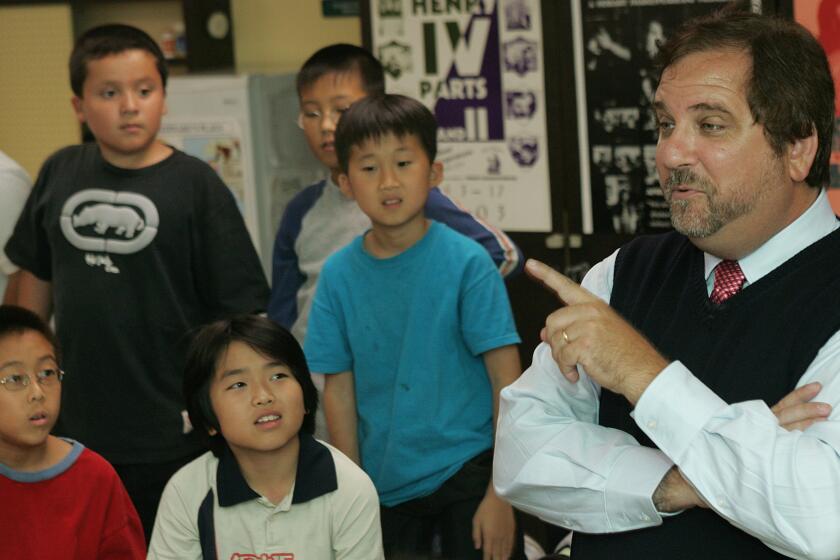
top-left (370, 0), bottom-right (552, 232)
top-left (573, 0), bottom-right (728, 235)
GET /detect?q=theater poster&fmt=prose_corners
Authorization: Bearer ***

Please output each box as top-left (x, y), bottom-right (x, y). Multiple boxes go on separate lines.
top-left (368, 0), bottom-right (552, 232)
top-left (794, 0), bottom-right (840, 213)
top-left (572, 0), bottom-right (728, 234)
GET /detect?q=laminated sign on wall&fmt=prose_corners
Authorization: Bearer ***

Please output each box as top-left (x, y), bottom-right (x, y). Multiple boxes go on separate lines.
top-left (370, 0), bottom-right (552, 232)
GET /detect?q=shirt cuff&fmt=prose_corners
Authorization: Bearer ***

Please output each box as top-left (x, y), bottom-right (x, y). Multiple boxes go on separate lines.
top-left (633, 361), bottom-right (728, 463)
top-left (604, 445), bottom-right (674, 530)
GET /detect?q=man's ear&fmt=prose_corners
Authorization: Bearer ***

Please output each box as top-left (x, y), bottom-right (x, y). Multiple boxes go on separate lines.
top-left (788, 128), bottom-right (818, 183)
top-left (429, 161), bottom-right (444, 187)
top-left (338, 172), bottom-right (355, 199)
top-left (208, 427), bottom-right (218, 436)
top-left (71, 96), bottom-right (85, 124)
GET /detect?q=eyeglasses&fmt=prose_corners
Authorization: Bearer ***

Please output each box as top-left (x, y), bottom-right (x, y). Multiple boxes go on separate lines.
top-left (0, 369), bottom-right (65, 392)
top-left (296, 107), bottom-right (350, 129)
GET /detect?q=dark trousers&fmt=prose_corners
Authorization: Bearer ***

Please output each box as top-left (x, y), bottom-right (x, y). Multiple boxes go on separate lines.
top-left (114, 450), bottom-right (203, 544)
top-left (381, 450), bottom-right (526, 560)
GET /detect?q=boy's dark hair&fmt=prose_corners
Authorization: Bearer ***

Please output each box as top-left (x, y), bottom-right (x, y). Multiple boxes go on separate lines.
top-left (296, 43), bottom-right (384, 97)
top-left (654, 7), bottom-right (834, 187)
top-left (0, 305), bottom-right (60, 363)
top-left (183, 315), bottom-right (318, 456)
top-left (70, 24), bottom-right (168, 97)
top-left (335, 94), bottom-right (438, 172)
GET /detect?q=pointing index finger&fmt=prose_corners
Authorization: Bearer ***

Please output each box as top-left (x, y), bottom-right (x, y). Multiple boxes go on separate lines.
top-left (525, 258), bottom-right (595, 305)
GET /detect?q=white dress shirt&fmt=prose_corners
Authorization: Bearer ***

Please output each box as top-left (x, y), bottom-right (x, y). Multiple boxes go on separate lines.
top-left (495, 191), bottom-right (840, 560)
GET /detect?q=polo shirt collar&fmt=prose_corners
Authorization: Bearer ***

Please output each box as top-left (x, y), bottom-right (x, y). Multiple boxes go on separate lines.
top-left (216, 433), bottom-right (338, 507)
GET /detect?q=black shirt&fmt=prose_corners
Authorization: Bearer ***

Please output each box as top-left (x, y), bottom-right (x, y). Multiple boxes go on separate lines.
top-left (6, 144), bottom-right (269, 463)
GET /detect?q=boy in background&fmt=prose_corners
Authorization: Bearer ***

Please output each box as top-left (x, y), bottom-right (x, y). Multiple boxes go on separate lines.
top-left (149, 314), bottom-right (383, 559)
top-left (0, 305), bottom-right (145, 559)
top-left (5, 25), bottom-right (269, 540)
top-left (306, 94), bottom-right (525, 559)
top-left (268, 44), bottom-right (522, 347)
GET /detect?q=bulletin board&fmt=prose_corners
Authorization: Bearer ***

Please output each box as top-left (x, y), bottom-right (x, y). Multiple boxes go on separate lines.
top-left (363, 0), bottom-right (553, 232)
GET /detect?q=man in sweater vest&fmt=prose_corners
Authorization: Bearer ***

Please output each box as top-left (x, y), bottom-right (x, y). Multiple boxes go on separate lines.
top-left (494, 7), bottom-right (840, 560)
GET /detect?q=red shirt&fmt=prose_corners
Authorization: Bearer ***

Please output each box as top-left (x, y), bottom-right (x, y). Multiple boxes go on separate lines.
top-left (0, 442), bottom-right (146, 559)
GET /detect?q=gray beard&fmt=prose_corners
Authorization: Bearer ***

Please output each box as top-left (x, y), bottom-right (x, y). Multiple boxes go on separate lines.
top-left (663, 167), bottom-right (751, 238)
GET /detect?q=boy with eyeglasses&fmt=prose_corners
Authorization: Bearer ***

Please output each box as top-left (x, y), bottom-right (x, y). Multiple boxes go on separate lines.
top-left (0, 305), bottom-right (145, 559)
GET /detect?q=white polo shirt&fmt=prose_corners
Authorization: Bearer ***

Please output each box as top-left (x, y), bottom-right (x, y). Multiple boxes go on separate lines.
top-left (148, 434), bottom-right (383, 559)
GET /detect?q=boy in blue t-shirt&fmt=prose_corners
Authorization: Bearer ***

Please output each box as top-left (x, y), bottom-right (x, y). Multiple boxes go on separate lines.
top-left (269, 44), bottom-right (523, 445)
top-left (305, 94), bottom-right (525, 559)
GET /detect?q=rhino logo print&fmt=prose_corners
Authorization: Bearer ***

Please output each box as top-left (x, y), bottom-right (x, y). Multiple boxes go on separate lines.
top-left (61, 189), bottom-right (159, 255)
top-left (72, 203), bottom-right (146, 238)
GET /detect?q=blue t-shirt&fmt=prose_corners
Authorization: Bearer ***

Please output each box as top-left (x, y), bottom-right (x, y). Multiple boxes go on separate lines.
top-left (305, 221), bottom-right (520, 506)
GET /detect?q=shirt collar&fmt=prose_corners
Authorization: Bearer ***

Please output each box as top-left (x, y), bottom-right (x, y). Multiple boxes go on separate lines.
top-left (703, 189), bottom-right (838, 286)
top-left (216, 433), bottom-right (338, 507)
top-left (0, 439), bottom-right (85, 483)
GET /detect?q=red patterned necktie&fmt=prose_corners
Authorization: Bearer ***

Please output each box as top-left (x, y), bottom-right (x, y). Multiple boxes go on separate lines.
top-left (710, 260), bottom-right (745, 304)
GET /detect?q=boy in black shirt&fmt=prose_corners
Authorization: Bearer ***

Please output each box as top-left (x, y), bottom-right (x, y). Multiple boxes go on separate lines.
top-left (5, 24), bottom-right (269, 541)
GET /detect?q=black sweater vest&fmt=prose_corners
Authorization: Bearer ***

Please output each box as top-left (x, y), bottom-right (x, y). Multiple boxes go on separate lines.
top-left (572, 229), bottom-right (840, 560)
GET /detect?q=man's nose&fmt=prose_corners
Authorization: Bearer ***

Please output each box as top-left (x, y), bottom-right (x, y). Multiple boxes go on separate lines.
top-left (657, 124), bottom-right (698, 171)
